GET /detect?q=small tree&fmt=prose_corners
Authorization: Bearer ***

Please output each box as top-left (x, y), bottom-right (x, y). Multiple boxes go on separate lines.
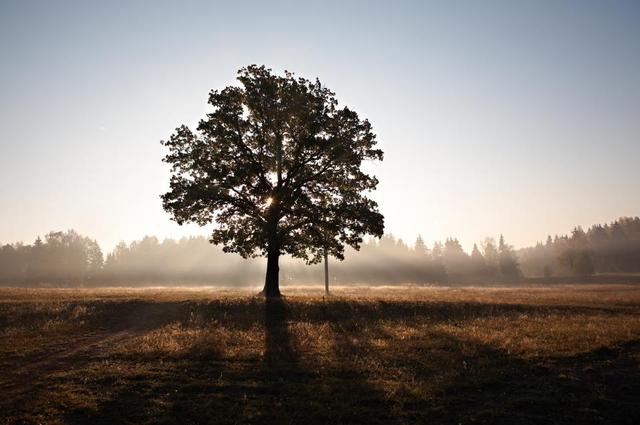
top-left (161, 65), bottom-right (384, 297)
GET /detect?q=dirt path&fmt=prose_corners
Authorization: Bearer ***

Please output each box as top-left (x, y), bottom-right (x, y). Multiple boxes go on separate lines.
top-left (0, 301), bottom-right (185, 405)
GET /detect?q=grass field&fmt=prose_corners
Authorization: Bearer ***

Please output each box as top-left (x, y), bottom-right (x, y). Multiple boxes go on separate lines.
top-left (1, 285), bottom-right (639, 425)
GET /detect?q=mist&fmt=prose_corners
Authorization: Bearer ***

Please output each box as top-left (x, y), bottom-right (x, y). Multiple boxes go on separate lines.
top-left (2, 217), bottom-right (639, 288)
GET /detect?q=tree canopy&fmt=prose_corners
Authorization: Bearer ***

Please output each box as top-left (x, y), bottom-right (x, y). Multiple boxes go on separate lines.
top-left (161, 65), bottom-right (384, 295)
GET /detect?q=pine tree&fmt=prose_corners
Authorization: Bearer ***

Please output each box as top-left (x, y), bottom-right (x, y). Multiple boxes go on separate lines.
top-left (470, 243), bottom-right (487, 275)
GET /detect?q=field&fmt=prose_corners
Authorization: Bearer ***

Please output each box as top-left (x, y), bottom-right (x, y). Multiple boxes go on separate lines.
top-left (1, 285), bottom-right (639, 425)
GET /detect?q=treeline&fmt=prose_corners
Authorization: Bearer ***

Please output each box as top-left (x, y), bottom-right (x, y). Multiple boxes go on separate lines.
top-left (304, 234), bottom-right (521, 284)
top-left (518, 216), bottom-right (640, 277)
top-left (1, 217), bottom-right (639, 286)
top-left (0, 231), bottom-right (521, 286)
top-left (0, 232), bottom-right (262, 286)
top-left (0, 231), bottom-right (103, 285)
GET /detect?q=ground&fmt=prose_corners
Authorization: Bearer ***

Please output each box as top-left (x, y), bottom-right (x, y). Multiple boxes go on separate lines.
top-left (1, 285), bottom-right (639, 424)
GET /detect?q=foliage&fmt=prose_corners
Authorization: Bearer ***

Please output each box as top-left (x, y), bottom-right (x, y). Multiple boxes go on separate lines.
top-left (161, 65), bottom-right (384, 267)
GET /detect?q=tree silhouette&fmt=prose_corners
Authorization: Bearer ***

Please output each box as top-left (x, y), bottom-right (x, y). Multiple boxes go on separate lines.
top-left (443, 238), bottom-right (470, 275)
top-left (470, 243), bottom-right (487, 275)
top-left (482, 238), bottom-right (499, 276)
top-left (557, 227), bottom-right (595, 276)
top-left (161, 65), bottom-right (384, 296)
top-left (414, 235), bottom-right (428, 256)
top-left (498, 234), bottom-right (520, 277)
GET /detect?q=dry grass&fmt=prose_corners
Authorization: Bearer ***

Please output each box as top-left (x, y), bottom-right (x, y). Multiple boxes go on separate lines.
top-left (1, 285), bottom-right (639, 424)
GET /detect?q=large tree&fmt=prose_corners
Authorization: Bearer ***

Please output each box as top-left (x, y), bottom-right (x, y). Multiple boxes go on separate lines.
top-left (161, 65), bottom-right (384, 297)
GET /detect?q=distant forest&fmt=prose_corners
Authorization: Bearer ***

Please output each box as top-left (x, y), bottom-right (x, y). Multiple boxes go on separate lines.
top-left (1, 217), bottom-right (639, 287)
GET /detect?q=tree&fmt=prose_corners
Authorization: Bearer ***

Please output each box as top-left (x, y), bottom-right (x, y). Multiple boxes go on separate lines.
top-left (482, 237), bottom-right (499, 276)
top-left (470, 243), bottom-right (487, 275)
top-left (443, 238), bottom-right (469, 275)
top-left (408, 235), bottom-right (430, 283)
top-left (498, 234), bottom-right (520, 277)
top-left (27, 236), bottom-right (45, 283)
top-left (86, 239), bottom-right (104, 281)
top-left (0, 243), bottom-right (28, 284)
top-left (161, 65), bottom-right (384, 297)
top-left (432, 241), bottom-right (445, 272)
top-left (414, 235), bottom-right (428, 256)
top-left (558, 227), bottom-right (594, 277)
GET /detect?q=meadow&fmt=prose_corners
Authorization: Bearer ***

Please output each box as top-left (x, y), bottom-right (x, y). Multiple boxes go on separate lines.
top-left (1, 285), bottom-right (639, 424)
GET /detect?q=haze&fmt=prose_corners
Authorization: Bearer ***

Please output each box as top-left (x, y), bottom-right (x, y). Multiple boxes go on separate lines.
top-left (1, 0), bottom-right (639, 252)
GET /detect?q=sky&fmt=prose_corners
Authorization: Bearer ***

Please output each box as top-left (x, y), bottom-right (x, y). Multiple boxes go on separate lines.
top-left (1, 0), bottom-right (639, 254)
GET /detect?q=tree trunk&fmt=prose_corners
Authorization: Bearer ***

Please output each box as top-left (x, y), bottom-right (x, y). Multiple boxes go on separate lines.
top-left (263, 245), bottom-right (281, 297)
top-left (262, 205), bottom-right (281, 297)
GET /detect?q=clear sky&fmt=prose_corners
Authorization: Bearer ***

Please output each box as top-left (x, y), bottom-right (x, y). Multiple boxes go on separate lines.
top-left (1, 0), bottom-right (639, 253)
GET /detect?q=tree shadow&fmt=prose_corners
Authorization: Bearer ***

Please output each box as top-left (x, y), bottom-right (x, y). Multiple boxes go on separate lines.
top-left (397, 332), bottom-right (640, 425)
top-left (292, 299), bottom-right (632, 328)
top-left (61, 297), bottom-right (389, 424)
top-left (248, 297), bottom-right (396, 424)
top-left (263, 297), bottom-right (297, 369)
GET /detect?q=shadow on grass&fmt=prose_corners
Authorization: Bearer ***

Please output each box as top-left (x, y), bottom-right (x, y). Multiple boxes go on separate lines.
top-left (424, 334), bottom-right (640, 425)
top-left (1, 301), bottom-right (196, 425)
top-left (2, 297), bottom-right (635, 425)
top-left (59, 298), bottom-right (395, 425)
